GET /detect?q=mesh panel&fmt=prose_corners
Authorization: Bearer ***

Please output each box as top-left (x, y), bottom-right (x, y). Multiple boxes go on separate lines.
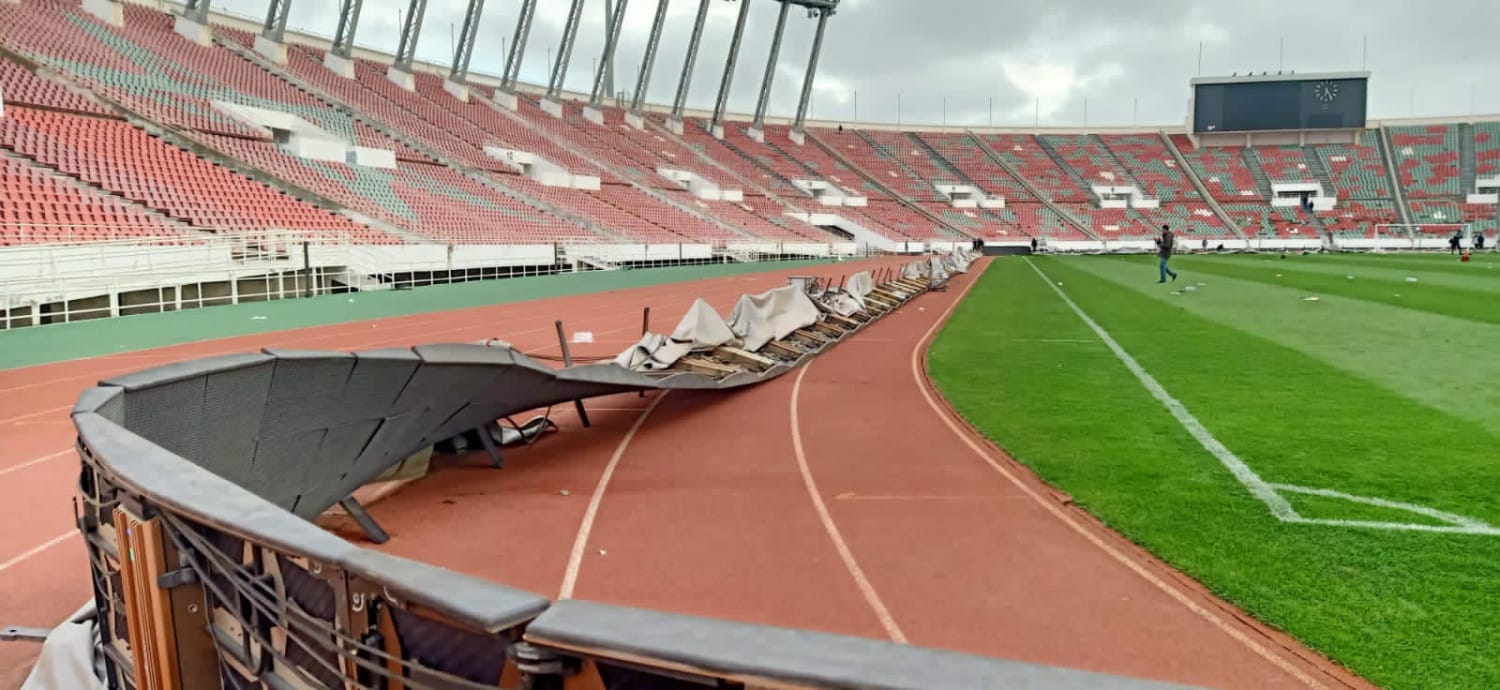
top-left (247, 428), bottom-right (327, 510)
top-left (260, 357), bottom-right (358, 437)
top-left (388, 605), bottom-right (508, 684)
top-left (293, 419), bottom-right (382, 518)
top-left (122, 377), bottom-right (207, 462)
top-left (199, 362), bottom-right (276, 478)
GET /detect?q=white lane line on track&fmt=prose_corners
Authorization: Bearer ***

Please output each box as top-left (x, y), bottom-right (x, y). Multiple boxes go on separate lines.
top-left (791, 361), bottom-right (908, 644)
top-left (557, 391), bottom-right (669, 600)
top-left (0, 532), bottom-right (77, 576)
top-left (912, 260), bottom-right (1329, 690)
top-left (0, 450), bottom-right (70, 478)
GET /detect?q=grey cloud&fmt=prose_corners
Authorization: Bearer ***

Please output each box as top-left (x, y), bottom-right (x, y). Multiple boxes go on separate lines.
top-left (215, 0), bottom-right (1500, 125)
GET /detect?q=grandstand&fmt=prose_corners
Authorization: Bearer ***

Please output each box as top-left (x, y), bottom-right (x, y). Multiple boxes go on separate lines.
top-left (1, 1), bottom-right (1497, 327)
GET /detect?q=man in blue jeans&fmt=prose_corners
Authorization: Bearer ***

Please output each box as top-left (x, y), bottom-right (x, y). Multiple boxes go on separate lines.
top-left (1156, 225), bottom-right (1178, 283)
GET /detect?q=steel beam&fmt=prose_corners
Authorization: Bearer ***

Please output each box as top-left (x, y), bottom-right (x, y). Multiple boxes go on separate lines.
top-left (589, 0), bottom-right (630, 107)
top-left (602, 0), bottom-right (617, 98)
top-left (790, 7), bottom-right (829, 138)
top-left (330, 0), bottom-right (364, 60)
top-left (261, 0), bottom-right (292, 43)
top-left (183, 0), bottom-right (211, 23)
top-left (391, 0), bottom-right (429, 74)
top-left (709, 0), bottom-right (752, 139)
top-left (630, 0), bottom-right (671, 113)
top-left (747, 0), bottom-right (791, 138)
top-left (546, 0), bottom-right (587, 100)
top-left (668, 0), bottom-right (712, 128)
top-left (501, 0), bottom-right (538, 91)
top-left (448, 0), bottom-right (485, 84)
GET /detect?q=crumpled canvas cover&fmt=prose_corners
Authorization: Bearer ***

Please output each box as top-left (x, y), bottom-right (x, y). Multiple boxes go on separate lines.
top-left (820, 293), bottom-right (864, 317)
top-left (727, 285), bottom-right (820, 351)
top-left (614, 333), bottom-right (694, 371)
top-left (671, 298), bottom-right (737, 351)
top-left (21, 602), bottom-right (106, 690)
top-left (901, 261), bottom-right (926, 280)
top-left (843, 271), bottom-right (874, 312)
top-left (928, 256), bottom-right (950, 287)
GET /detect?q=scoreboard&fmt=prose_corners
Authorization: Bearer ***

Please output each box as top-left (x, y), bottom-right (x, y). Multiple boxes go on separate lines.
top-left (1191, 72), bottom-right (1369, 134)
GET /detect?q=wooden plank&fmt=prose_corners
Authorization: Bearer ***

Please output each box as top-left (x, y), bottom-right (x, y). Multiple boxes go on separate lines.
top-left (764, 340), bottom-right (803, 358)
top-left (823, 313), bottom-right (860, 328)
top-left (677, 357), bottom-right (740, 376)
top-left (714, 346), bottom-right (776, 369)
top-left (794, 329), bottom-right (830, 344)
top-left (811, 321), bottom-right (844, 338)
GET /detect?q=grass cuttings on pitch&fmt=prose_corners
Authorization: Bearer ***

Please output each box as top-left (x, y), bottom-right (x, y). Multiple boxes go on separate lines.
top-left (928, 256), bottom-right (1500, 690)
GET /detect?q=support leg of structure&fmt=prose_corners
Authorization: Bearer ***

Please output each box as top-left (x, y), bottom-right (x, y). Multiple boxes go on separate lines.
top-left (709, 0), bottom-right (753, 140)
top-left (545, 0), bottom-right (587, 110)
top-left (625, 0), bottom-right (670, 129)
top-left (338, 497), bottom-right (390, 544)
top-left (669, 0), bottom-right (712, 135)
top-left (327, 0), bottom-right (364, 77)
top-left (0, 627), bottom-right (51, 643)
top-left (556, 320), bottom-right (591, 428)
top-left (790, 9), bottom-right (831, 145)
top-left (174, 15), bottom-right (213, 46)
top-left (476, 424), bottom-right (504, 469)
top-left (746, 0), bottom-right (792, 143)
top-left (584, 0), bottom-right (630, 124)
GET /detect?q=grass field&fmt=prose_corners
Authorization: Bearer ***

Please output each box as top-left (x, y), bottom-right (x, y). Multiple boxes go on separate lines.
top-left (929, 252), bottom-right (1500, 690)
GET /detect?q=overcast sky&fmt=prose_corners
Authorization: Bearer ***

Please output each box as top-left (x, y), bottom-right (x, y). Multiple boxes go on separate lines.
top-left (214, 0), bottom-right (1500, 128)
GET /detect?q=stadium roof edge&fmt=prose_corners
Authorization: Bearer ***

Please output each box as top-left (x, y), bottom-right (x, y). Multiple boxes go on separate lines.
top-left (1190, 70), bottom-right (1372, 86)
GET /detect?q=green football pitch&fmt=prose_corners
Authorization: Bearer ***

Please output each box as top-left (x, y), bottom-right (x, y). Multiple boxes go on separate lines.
top-left (928, 252), bottom-right (1500, 690)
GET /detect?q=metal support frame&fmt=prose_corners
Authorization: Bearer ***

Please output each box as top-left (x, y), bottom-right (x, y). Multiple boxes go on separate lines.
top-left (448, 0), bottom-right (486, 84)
top-left (710, 0), bottom-right (753, 138)
top-left (183, 0), bottom-right (211, 23)
top-left (602, 0), bottom-right (617, 99)
top-left (630, 0), bottom-right (671, 113)
top-left (547, 0), bottom-right (587, 100)
top-left (670, 0), bottom-right (713, 126)
top-left (261, 0), bottom-right (292, 43)
top-left (330, 0), bottom-right (364, 60)
top-left (555, 321), bottom-right (592, 428)
top-left (475, 422), bottom-right (505, 469)
top-left (1, 626), bottom-right (51, 642)
top-left (748, 0), bottom-right (792, 136)
top-left (391, 0), bottom-right (429, 74)
top-left (501, 0), bottom-right (538, 90)
top-left (589, 0), bottom-right (630, 107)
top-left (338, 497), bottom-right (390, 544)
top-left (791, 7), bottom-right (830, 137)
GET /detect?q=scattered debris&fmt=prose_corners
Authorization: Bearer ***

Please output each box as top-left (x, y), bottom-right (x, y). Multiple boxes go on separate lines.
top-left (1346, 275), bottom-right (1355, 280)
top-left (598, 549), bottom-right (607, 556)
top-left (572, 332), bottom-right (595, 343)
top-left (1405, 277), bottom-right (1419, 283)
top-left (1276, 273), bottom-right (1283, 277)
top-left (1303, 296), bottom-right (1321, 302)
top-left (251, 316), bottom-right (268, 320)
top-left (1183, 285), bottom-right (1198, 292)
top-left (558, 489), bottom-right (570, 497)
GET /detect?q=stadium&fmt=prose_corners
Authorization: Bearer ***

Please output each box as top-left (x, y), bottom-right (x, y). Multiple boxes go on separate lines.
top-left (0, 0), bottom-right (1496, 689)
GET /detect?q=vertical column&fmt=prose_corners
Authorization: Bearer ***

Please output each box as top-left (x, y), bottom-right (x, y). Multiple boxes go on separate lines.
top-left (709, 0), bottom-right (752, 140)
top-left (495, 0), bottom-right (537, 109)
top-left (175, 0), bottom-right (213, 45)
top-left (543, 0), bottom-right (587, 117)
top-left (789, 7), bottom-right (829, 144)
top-left (255, 0), bottom-right (294, 64)
top-left (745, 0), bottom-right (790, 143)
top-left (601, 0), bottom-right (617, 99)
top-left (584, 0), bottom-right (630, 124)
top-left (667, 0), bottom-right (712, 135)
top-left (626, 0), bottom-right (671, 130)
top-left (387, 0), bottom-right (429, 92)
top-left (444, 0), bottom-right (486, 102)
top-left (325, 0), bottom-right (364, 78)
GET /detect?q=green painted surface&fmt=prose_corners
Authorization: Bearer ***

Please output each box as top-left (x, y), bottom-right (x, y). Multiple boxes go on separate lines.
top-left (0, 260), bottom-right (833, 371)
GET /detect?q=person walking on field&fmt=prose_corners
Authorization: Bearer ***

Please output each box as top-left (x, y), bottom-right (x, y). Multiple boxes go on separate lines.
top-left (1156, 224), bottom-right (1178, 283)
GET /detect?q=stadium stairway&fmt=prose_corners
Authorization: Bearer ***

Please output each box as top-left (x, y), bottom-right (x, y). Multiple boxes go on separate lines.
top-left (967, 133), bottom-right (1098, 240)
top-left (1157, 132), bottom-right (1243, 237)
top-left (806, 128), bottom-right (971, 240)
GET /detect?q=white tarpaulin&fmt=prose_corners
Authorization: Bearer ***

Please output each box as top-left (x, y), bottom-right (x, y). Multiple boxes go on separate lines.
top-left (843, 271), bottom-right (874, 311)
top-left (726, 285), bottom-right (820, 351)
top-left (20, 602), bottom-right (106, 690)
top-left (928, 256), bottom-right (950, 287)
top-left (614, 333), bottom-right (693, 371)
top-left (901, 261), bottom-right (925, 280)
top-left (614, 298), bottom-right (739, 372)
top-left (819, 293), bottom-right (864, 317)
top-left (670, 298), bottom-right (737, 350)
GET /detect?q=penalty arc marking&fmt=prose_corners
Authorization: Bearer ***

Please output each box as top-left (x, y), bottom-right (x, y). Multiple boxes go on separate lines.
top-left (1024, 259), bottom-right (1500, 537)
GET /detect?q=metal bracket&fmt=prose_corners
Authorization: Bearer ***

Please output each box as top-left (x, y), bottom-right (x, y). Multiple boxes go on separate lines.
top-left (1, 626), bottom-right (51, 643)
top-left (476, 423), bottom-right (504, 469)
top-left (157, 567), bottom-right (199, 589)
top-left (339, 497), bottom-right (390, 544)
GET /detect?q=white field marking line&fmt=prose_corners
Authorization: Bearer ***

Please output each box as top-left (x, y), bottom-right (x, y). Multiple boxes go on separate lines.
top-left (0, 531), bottom-right (77, 576)
top-left (790, 363), bottom-right (907, 644)
top-left (1026, 259), bottom-right (1500, 538)
top-left (557, 391), bottom-right (668, 601)
top-left (912, 265), bottom-right (1331, 690)
top-left (0, 449), bottom-right (71, 478)
top-left (1020, 259), bottom-right (1298, 521)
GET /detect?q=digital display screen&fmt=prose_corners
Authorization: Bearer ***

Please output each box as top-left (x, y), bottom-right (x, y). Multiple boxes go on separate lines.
top-left (1193, 78), bottom-right (1367, 133)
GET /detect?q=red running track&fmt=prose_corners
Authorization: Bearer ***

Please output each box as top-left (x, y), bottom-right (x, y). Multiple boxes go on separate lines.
top-left (0, 257), bottom-right (1374, 689)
